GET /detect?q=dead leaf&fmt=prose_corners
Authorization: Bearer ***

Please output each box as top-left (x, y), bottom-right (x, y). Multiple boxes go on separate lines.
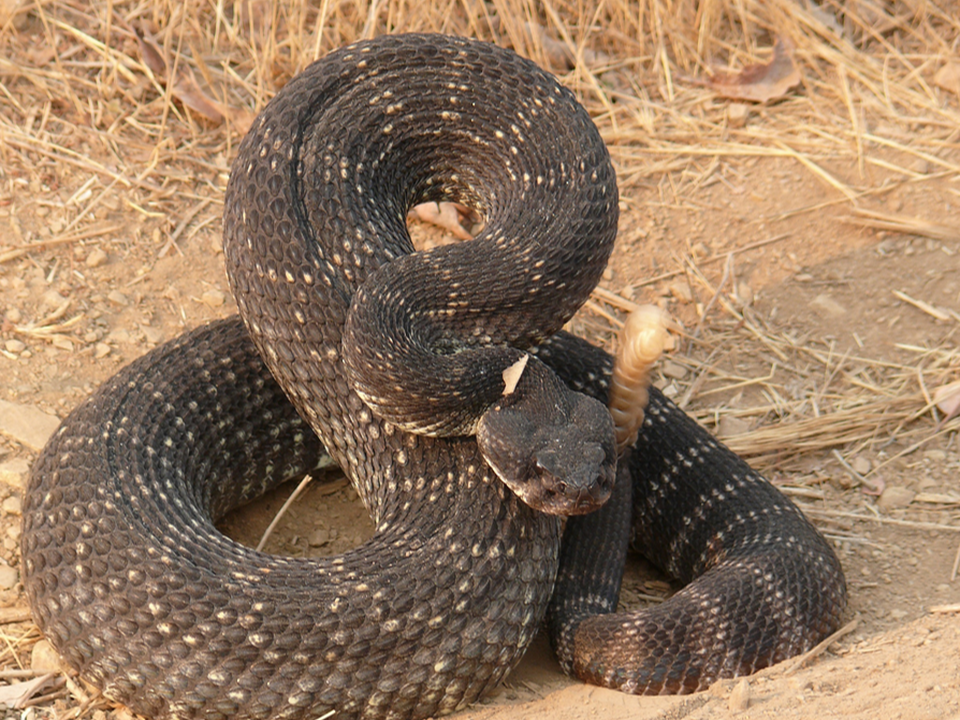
top-left (933, 379), bottom-right (960, 420)
top-left (129, 26), bottom-right (256, 133)
top-left (409, 202), bottom-right (477, 241)
top-left (0, 673), bottom-right (56, 709)
top-left (172, 68), bottom-right (225, 123)
top-left (133, 25), bottom-right (167, 79)
top-left (706, 38), bottom-right (802, 103)
top-left (933, 62), bottom-right (960, 95)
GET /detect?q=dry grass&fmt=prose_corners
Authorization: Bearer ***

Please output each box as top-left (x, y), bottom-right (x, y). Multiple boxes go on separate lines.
top-left (1, 0), bottom-right (960, 713)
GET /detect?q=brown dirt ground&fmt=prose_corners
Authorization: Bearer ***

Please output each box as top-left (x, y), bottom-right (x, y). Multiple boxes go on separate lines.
top-left (1, 7), bottom-right (960, 720)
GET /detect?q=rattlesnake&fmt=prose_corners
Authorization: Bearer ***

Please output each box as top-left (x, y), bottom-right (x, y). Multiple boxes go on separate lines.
top-left (21, 33), bottom-right (846, 720)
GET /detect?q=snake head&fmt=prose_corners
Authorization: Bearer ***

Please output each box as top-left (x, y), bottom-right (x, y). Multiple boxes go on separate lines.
top-left (477, 355), bottom-right (617, 516)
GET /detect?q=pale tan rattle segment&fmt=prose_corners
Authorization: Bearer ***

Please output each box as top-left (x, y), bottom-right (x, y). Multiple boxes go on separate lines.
top-left (609, 305), bottom-right (671, 455)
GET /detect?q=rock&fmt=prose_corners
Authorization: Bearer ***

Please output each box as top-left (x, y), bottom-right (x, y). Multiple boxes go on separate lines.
top-left (0, 458), bottom-right (30, 488)
top-left (877, 486), bottom-right (915, 510)
top-left (0, 400), bottom-right (61, 451)
top-left (40, 290), bottom-right (67, 310)
top-left (727, 103), bottom-right (749, 128)
top-left (107, 289), bottom-right (129, 306)
top-left (142, 326), bottom-right (165, 345)
top-left (668, 280), bottom-right (694, 303)
top-left (30, 639), bottom-right (62, 673)
top-left (717, 416), bottom-right (751, 438)
top-left (5, 307), bottom-right (22, 324)
top-left (85, 247), bottom-right (108, 268)
top-left (0, 563), bottom-right (18, 590)
top-left (308, 528), bottom-right (331, 547)
top-left (810, 294), bottom-right (847, 317)
top-left (4, 339), bottom-right (25, 353)
top-left (94, 342), bottom-right (112, 358)
top-left (2, 495), bottom-right (21, 515)
top-left (661, 360), bottom-right (688, 380)
top-left (201, 289), bottom-right (226, 308)
top-left (851, 455), bottom-right (871, 475)
top-left (728, 678), bottom-right (751, 712)
top-left (51, 336), bottom-right (74, 352)
top-left (933, 62), bottom-right (960, 94)
top-left (107, 328), bottom-right (132, 344)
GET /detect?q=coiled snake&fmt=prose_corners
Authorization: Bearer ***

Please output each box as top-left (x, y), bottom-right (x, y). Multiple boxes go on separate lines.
top-left (21, 34), bottom-right (846, 720)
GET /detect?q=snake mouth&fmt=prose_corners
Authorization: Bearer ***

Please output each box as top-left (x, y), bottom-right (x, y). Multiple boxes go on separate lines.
top-left (528, 443), bottom-right (616, 516)
top-left (498, 464), bottom-right (615, 516)
top-left (525, 477), bottom-right (614, 516)
top-left (480, 435), bottom-right (617, 517)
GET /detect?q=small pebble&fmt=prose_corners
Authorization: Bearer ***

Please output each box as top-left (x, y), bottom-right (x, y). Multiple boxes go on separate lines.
top-left (810, 294), bottom-right (847, 318)
top-left (142, 326), bottom-right (165, 345)
top-left (851, 456), bottom-right (871, 475)
top-left (107, 289), bottom-right (129, 306)
top-left (30, 639), bottom-right (62, 673)
top-left (728, 678), bottom-right (751, 712)
top-left (308, 528), bottom-right (331, 547)
top-left (52, 336), bottom-right (74, 352)
top-left (661, 360), bottom-right (688, 380)
top-left (727, 103), bottom-right (750, 128)
top-left (95, 343), bottom-right (112, 359)
top-left (4, 339), bottom-right (25, 353)
top-left (107, 329), bottom-right (132, 344)
top-left (0, 563), bottom-right (18, 590)
top-left (201, 289), bottom-right (226, 308)
top-left (877, 486), bottom-right (915, 510)
top-left (0, 400), bottom-right (61, 451)
top-left (85, 248), bottom-right (108, 268)
top-left (2, 495), bottom-right (22, 515)
top-left (5, 308), bottom-right (23, 323)
top-left (668, 280), bottom-right (693, 304)
top-left (41, 290), bottom-right (68, 309)
top-left (0, 458), bottom-right (30, 488)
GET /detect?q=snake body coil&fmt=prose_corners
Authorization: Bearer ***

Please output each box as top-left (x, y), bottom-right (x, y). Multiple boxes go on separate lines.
top-left (21, 34), bottom-right (846, 720)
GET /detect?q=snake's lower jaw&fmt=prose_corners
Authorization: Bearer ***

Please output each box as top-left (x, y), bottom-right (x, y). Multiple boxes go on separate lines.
top-left (529, 441), bottom-right (616, 515)
top-left (484, 450), bottom-right (616, 516)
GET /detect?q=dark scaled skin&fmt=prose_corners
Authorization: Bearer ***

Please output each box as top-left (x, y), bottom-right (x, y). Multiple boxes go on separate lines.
top-left (20, 32), bottom-right (847, 720)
